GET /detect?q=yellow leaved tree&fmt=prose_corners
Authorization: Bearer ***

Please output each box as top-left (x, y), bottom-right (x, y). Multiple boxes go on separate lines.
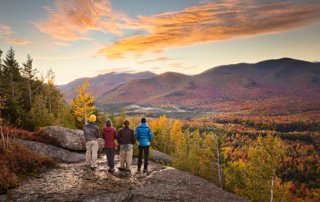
top-left (70, 81), bottom-right (95, 128)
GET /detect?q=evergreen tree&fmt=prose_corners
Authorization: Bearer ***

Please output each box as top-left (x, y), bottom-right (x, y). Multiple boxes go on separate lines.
top-left (2, 48), bottom-right (21, 97)
top-left (2, 48), bottom-right (24, 124)
top-left (22, 55), bottom-right (38, 108)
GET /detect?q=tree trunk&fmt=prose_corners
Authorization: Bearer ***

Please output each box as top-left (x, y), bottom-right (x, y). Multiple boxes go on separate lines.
top-left (270, 170), bottom-right (275, 202)
top-left (28, 79), bottom-right (32, 105)
top-left (216, 140), bottom-right (222, 188)
top-left (48, 92), bottom-right (52, 113)
top-left (0, 124), bottom-right (5, 148)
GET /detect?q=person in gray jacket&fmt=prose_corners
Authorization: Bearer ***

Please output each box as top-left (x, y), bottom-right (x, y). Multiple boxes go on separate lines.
top-left (83, 114), bottom-right (100, 169)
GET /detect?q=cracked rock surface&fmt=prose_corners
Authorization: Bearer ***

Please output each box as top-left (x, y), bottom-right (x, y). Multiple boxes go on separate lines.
top-left (4, 155), bottom-right (246, 202)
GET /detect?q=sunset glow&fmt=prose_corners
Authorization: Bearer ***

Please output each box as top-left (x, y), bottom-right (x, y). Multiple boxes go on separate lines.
top-left (0, 0), bottom-right (320, 84)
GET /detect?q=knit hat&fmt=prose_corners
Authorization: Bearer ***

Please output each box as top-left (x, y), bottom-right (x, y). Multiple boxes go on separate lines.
top-left (106, 119), bottom-right (112, 126)
top-left (88, 115), bottom-right (96, 123)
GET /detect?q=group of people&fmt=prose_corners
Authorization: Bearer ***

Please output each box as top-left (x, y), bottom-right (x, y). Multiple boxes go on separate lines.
top-left (83, 114), bottom-right (153, 174)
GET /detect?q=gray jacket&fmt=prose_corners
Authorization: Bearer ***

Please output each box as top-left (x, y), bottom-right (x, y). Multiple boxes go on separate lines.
top-left (83, 123), bottom-right (100, 141)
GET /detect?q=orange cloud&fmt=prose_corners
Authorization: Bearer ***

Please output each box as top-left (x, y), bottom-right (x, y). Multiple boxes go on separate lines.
top-left (34, 0), bottom-right (130, 42)
top-left (98, 0), bottom-right (320, 59)
top-left (0, 24), bottom-right (30, 46)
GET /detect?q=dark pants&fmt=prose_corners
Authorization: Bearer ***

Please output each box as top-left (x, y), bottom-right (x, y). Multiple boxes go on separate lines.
top-left (105, 148), bottom-right (115, 169)
top-left (138, 146), bottom-right (150, 170)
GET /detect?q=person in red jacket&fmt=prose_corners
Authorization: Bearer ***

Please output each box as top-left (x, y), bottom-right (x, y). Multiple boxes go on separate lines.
top-left (102, 119), bottom-right (117, 173)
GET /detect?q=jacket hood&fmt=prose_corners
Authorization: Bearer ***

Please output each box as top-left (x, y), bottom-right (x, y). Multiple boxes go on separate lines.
top-left (139, 123), bottom-right (148, 127)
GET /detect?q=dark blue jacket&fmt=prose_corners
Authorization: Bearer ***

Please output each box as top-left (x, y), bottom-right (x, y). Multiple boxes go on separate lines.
top-left (83, 122), bottom-right (100, 141)
top-left (135, 123), bottom-right (153, 147)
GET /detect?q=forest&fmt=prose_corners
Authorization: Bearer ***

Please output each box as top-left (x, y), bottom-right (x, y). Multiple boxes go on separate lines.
top-left (0, 48), bottom-right (319, 202)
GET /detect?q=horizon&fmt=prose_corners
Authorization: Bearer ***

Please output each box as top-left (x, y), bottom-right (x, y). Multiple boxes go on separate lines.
top-left (59, 57), bottom-right (319, 85)
top-left (1, 0), bottom-right (320, 85)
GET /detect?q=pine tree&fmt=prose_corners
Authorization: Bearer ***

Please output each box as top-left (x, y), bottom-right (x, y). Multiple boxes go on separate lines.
top-left (2, 48), bottom-right (24, 124)
top-left (2, 48), bottom-right (21, 97)
top-left (22, 55), bottom-right (38, 107)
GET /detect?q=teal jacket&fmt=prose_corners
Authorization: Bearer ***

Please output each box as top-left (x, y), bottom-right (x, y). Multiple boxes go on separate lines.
top-left (135, 123), bottom-right (153, 147)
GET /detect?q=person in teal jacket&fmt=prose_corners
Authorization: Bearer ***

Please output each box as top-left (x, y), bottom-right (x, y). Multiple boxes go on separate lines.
top-left (135, 117), bottom-right (153, 173)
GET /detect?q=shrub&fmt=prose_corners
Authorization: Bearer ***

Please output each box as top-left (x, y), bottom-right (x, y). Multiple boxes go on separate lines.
top-left (0, 141), bottom-right (55, 193)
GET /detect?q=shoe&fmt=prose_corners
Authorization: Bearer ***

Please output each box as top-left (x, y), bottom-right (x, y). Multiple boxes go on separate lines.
top-left (118, 167), bottom-right (125, 171)
top-left (143, 169), bottom-right (147, 173)
top-left (125, 169), bottom-right (131, 173)
top-left (137, 168), bottom-right (141, 173)
top-left (108, 168), bottom-right (115, 173)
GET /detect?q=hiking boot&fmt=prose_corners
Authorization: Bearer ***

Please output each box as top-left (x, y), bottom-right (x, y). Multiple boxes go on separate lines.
top-left (118, 167), bottom-right (125, 171)
top-left (125, 168), bottom-right (131, 173)
top-left (108, 168), bottom-right (115, 173)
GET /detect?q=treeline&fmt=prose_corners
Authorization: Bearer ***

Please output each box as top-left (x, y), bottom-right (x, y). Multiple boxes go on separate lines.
top-left (0, 48), bottom-right (75, 130)
top-left (215, 118), bottom-right (320, 132)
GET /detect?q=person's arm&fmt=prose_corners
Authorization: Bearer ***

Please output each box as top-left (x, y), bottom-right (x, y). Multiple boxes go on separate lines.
top-left (96, 125), bottom-right (100, 138)
top-left (135, 128), bottom-right (139, 140)
top-left (116, 129), bottom-right (121, 144)
top-left (148, 128), bottom-right (153, 141)
top-left (113, 128), bottom-right (117, 139)
top-left (102, 128), bottom-right (105, 140)
top-left (131, 130), bottom-right (136, 144)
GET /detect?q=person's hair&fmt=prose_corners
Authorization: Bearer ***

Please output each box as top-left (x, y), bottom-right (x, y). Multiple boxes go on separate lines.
top-left (141, 117), bottom-right (146, 123)
top-left (123, 120), bottom-right (130, 126)
top-left (106, 119), bottom-right (112, 127)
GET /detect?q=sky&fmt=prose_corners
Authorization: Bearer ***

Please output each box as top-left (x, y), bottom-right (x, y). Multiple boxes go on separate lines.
top-left (0, 0), bottom-right (320, 85)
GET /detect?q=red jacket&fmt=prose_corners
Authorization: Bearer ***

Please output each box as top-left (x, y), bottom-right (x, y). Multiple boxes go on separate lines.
top-left (103, 126), bottom-right (117, 148)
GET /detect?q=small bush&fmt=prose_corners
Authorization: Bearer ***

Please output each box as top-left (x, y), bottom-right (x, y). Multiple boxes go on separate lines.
top-left (0, 141), bottom-right (55, 193)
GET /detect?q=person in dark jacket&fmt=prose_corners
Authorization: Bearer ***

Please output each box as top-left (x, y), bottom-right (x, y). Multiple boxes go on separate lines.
top-left (117, 120), bottom-right (135, 172)
top-left (102, 119), bottom-right (117, 173)
top-left (135, 117), bottom-right (153, 173)
top-left (83, 115), bottom-right (100, 169)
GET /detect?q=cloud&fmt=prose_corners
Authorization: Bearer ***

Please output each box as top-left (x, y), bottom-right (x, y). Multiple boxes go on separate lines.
top-left (34, 0), bottom-right (130, 43)
top-left (9, 39), bottom-right (30, 46)
top-left (0, 24), bottom-right (30, 46)
top-left (98, 0), bottom-right (320, 59)
top-left (138, 57), bottom-right (170, 64)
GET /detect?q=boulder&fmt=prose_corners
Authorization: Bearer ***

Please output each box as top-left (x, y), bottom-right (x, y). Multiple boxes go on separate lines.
top-left (17, 139), bottom-right (85, 163)
top-left (151, 150), bottom-right (173, 165)
top-left (42, 126), bottom-right (105, 152)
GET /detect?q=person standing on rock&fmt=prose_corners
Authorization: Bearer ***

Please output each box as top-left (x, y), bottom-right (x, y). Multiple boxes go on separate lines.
top-left (117, 120), bottom-right (136, 172)
top-left (83, 114), bottom-right (100, 170)
top-left (135, 117), bottom-right (153, 173)
top-left (102, 119), bottom-right (117, 173)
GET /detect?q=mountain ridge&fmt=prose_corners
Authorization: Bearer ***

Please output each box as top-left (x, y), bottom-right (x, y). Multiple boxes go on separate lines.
top-left (59, 58), bottom-right (320, 115)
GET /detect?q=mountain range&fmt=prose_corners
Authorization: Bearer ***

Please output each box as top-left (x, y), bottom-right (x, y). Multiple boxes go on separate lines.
top-left (59, 58), bottom-right (320, 115)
